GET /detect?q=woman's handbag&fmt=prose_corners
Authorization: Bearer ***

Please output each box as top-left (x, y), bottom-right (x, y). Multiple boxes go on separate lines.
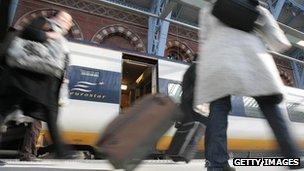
top-left (254, 7), bottom-right (292, 52)
top-left (6, 36), bottom-right (66, 78)
top-left (212, 0), bottom-right (260, 32)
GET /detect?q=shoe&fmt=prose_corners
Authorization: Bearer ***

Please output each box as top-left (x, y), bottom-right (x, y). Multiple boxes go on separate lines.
top-left (205, 160), bottom-right (236, 171)
top-left (56, 151), bottom-right (84, 159)
top-left (207, 166), bottom-right (236, 171)
top-left (289, 158), bottom-right (304, 170)
top-left (19, 154), bottom-right (41, 162)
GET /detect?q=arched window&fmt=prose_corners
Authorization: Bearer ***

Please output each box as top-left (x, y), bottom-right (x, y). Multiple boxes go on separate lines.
top-left (91, 25), bottom-right (146, 53)
top-left (14, 9), bottom-right (83, 40)
top-left (165, 41), bottom-right (194, 63)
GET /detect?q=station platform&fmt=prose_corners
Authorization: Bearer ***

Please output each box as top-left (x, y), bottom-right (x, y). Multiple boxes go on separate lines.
top-left (0, 159), bottom-right (294, 171)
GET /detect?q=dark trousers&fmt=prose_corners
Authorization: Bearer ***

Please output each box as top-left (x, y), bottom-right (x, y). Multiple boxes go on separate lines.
top-left (205, 95), bottom-right (301, 167)
top-left (0, 90), bottom-right (68, 158)
top-left (20, 119), bottom-right (42, 158)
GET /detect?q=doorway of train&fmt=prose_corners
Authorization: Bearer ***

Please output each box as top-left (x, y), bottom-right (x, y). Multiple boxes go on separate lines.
top-left (120, 54), bottom-right (158, 109)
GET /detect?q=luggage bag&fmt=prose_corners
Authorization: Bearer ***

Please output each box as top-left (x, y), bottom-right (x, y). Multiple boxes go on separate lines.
top-left (167, 121), bottom-right (205, 163)
top-left (97, 94), bottom-right (182, 171)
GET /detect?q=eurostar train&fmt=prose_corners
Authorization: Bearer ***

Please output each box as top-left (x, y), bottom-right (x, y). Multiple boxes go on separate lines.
top-left (18, 41), bottom-right (304, 157)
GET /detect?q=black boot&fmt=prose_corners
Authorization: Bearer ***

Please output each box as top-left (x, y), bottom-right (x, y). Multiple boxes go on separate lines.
top-left (56, 150), bottom-right (83, 159)
top-left (19, 154), bottom-right (41, 162)
top-left (205, 160), bottom-right (236, 171)
top-left (207, 166), bottom-right (236, 171)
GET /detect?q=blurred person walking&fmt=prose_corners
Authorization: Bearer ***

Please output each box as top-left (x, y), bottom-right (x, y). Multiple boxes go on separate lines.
top-left (0, 10), bottom-right (78, 162)
top-left (195, 0), bottom-right (304, 170)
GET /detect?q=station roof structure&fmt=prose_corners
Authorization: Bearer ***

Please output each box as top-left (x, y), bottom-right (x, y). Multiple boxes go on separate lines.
top-left (100, 0), bottom-right (304, 48)
top-left (102, 0), bottom-right (303, 29)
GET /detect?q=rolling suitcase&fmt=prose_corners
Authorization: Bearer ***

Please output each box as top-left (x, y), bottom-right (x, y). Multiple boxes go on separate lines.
top-left (167, 121), bottom-right (205, 163)
top-left (167, 63), bottom-right (207, 163)
top-left (97, 94), bottom-right (182, 171)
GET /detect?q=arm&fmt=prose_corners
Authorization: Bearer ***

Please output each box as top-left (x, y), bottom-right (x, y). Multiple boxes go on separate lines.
top-left (255, 6), bottom-right (291, 52)
top-left (57, 54), bottom-right (70, 106)
top-left (64, 54), bottom-right (70, 76)
top-left (199, 2), bottom-right (212, 46)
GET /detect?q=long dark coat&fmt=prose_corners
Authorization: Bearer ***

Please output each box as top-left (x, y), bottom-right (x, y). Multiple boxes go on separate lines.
top-left (0, 17), bottom-right (67, 122)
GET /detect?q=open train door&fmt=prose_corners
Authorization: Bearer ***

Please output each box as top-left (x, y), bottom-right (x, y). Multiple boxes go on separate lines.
top-left (120, 53), bottom-right (158, 109)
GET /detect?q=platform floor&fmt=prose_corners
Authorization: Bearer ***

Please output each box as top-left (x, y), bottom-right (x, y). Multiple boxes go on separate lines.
top-left (0, 159), bottom-right (300, 171)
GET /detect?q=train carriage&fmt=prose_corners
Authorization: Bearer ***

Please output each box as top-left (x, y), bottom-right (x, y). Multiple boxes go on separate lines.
top-left (1, 41), bottom-right (303, 158)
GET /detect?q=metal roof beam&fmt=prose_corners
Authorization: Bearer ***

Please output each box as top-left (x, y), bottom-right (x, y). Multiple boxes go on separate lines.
top-left (288, 0), bottom-right (304, 11)
top-left (159, 0), bottom-right (178, 19)
top-left (98, 0), bottom-right (304, 49)
top-left (177, 0), bottom-right (204, 9)
top-left (274, 0), bottom-right (286, 19)
top-left (279, 23), bottom-right (304, 42)
top-left (148, 0), bottom-right (171, 56)
top-left (266, 0), bottom-right (275, 13)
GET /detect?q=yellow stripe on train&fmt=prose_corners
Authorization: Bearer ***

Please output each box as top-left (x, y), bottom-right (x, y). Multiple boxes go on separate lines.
top-left (38, 131), bottom-right (304, 151)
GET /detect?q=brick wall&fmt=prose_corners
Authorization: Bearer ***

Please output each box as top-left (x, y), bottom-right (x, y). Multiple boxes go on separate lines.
top-left (13, 0), bottom-right (293, 86)
top-left (13, 0), bottom-right (199, 55)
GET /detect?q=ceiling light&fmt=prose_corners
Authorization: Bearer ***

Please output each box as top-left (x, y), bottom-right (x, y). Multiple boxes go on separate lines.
top-left (136, 74), bottom-right (144, 84)
top-left (121, 85), bottom-right (128, 90)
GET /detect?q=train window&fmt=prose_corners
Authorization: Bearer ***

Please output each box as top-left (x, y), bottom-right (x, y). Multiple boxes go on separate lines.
top-left (243, 97), bottom-right (265, 118)
top-left (167, 83), bottom-right (182, 103)
top-left (80, 69), bottom-right (99, 77)
top-left (286, 103), bottom-right (304, 123)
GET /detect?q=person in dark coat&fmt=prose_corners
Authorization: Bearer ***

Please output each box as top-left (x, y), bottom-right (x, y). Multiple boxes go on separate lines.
top-left (0, 10), bottom-right (77, 161)
top-left (180, 55), bottom-right (209, 125)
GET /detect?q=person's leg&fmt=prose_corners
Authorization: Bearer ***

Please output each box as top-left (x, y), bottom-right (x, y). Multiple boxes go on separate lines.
top-left (205, 96), bottom-right (231, 168)
top-left (44, 107), bottom-right (67, 158)
top-left (19, 119), bottom-right (42, 161)
top-left (255, 95), bottom-right (303, 169)
top-left (255, 95), bottom-right (301, 158)
top-left (30, 120), bottom-right (42, 156)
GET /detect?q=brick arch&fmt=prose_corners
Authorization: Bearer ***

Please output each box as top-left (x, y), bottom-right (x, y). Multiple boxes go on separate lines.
top-left (91, 25), bottom-right (146, 53)
top-left (166, 40), bottom-right (195, 62)
top-left (14, 9), bottom-right (83, 40)
top-left (279, 69), bottom-right (294, 86)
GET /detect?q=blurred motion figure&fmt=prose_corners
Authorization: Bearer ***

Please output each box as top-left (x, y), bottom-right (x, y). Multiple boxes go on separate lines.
top-left (195, 0), bottom-right (304, 170)
top-left (0, 10), bottom-right (77, 162)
